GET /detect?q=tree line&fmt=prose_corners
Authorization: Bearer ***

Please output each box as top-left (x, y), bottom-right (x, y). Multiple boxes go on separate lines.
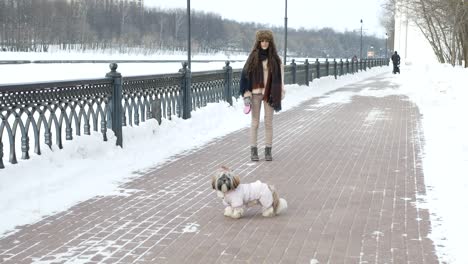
top-left (0, 0), bottom-right (388, 59)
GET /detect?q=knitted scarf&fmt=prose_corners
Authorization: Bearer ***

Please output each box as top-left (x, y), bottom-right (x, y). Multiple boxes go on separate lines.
top-left (239, 49), bottom-right (282, 112)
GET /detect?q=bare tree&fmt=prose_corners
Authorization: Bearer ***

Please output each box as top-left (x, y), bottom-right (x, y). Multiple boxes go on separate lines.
top-left (380, 0), bottom-right (396, 52)
top-left (172, 9), bottom-right (185, 41)
top-left (458, 0), bottom-right (468, 66)
top-left (396, 0), bottom-right (467, 66)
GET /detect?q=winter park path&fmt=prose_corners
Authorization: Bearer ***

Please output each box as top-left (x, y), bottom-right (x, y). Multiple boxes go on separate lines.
top-left (0, 74), bottom-right (439, 263)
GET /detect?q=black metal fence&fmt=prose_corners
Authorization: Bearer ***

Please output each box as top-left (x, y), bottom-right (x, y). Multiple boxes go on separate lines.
top-left (0, 58), bottom-right (389, 169)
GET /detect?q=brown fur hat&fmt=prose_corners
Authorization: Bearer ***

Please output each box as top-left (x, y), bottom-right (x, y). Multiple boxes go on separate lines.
top-left (256, 30), bottom-right (274, 42)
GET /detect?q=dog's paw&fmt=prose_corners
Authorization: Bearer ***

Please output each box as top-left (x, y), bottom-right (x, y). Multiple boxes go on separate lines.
top-left (224, 206), bottom-right (233, 217)
top-left (231, 208), bottom-right (244, 219)
top-left (262, 207), bottom-right (275, 217)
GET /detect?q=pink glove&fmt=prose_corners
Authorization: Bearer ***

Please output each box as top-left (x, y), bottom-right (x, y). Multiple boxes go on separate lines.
top-left (243, 97), bottom-right (251, 114)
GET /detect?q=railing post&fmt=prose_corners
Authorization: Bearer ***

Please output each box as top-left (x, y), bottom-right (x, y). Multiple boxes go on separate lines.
top-left (304, 59), bottom-right (309, 86)
top-left (179, 62), bottom-right (192, 119)
top-left (346, 59), bottom-right (349, 75)
top-left (340, 59), bottom-right (344, 76)
top-left (0, 142), bottom-right (4, 169)
top-left (291, 59), bottom-right (296, 84)
top-left (106, 63), bottom-right (123, 147)
top-left (333, 59), bottom-right (337, 79)
top-left (325, 58), bottom-right (329, 76)
top-left (21, 135), bottom-right (30, 159)
top-left (364, 58), bottom-right (367, 71)
top-left (223, 61), bottom-right (233, 106)
top-left (316, 58), bottom-right (320, 79)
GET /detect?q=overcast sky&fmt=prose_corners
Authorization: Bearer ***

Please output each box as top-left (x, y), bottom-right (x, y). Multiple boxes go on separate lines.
top-left (144, 0), bottom-right (387, 36)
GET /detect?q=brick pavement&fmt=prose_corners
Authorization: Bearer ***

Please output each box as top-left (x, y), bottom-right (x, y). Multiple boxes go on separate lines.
top-left (0, 73), bottom-right (439, 264)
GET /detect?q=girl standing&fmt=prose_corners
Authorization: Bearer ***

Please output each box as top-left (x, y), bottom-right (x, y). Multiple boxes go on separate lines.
top-left (240, 29), bottom-right (285, 161)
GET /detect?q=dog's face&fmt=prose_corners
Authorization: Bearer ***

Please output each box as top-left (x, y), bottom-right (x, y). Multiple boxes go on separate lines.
top-left (212, 166), bottom-right (240, 197)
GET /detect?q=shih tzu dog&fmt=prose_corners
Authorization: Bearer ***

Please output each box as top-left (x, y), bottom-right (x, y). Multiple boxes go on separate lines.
top-left (211, 166), bottom-right (287, 219)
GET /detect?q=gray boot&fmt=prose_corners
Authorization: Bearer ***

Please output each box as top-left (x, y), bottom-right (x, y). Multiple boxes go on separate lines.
top-left (251, 147), bottom-right (259, 161)
top-left (265, 147), bottom-right (272, 161)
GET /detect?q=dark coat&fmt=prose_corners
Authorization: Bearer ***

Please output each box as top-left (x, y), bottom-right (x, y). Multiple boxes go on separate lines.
top-left (391, 53), bottom-right (400, 65)
top-left (239, 50), bottom-right (283, 112)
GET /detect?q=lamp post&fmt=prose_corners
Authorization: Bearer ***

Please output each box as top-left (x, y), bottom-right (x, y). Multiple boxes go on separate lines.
top-left (187, 0), bottom-right (191, 69)
top-left (284, 0), bottom-right (288, 65)
top-left (360, 19), bottom-right (363, 59)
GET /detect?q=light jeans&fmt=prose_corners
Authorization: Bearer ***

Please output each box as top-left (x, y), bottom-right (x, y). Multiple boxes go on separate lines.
top-left (250, 94), bottom-right (274, 147)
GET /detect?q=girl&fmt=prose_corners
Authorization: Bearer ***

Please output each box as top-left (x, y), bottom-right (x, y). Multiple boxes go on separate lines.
top-left (240, 30), bottom-right (285, 161)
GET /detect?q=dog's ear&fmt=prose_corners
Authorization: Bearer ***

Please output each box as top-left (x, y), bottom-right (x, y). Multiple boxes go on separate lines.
top-left (233, 175), bottom-right (241, 188)
top-left (211, 175), bottom-right (217, 190)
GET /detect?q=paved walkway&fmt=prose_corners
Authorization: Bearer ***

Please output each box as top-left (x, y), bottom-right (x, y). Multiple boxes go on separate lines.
top-left (0, 73), bottom-right (439, 264)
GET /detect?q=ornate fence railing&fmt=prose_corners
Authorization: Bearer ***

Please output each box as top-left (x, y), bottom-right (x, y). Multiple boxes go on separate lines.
top-left (0, 58), bottom-right (389, 169)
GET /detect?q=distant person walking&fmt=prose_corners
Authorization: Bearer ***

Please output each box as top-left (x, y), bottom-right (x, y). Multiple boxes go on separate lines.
top-left (239, 29), bottom-right (285, 161)
top-left (391, 51), bottom-right (400, 74)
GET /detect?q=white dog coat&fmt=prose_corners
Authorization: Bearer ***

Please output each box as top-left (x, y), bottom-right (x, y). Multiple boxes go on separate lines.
top-left (222, 180), bottom-right (273, 209)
